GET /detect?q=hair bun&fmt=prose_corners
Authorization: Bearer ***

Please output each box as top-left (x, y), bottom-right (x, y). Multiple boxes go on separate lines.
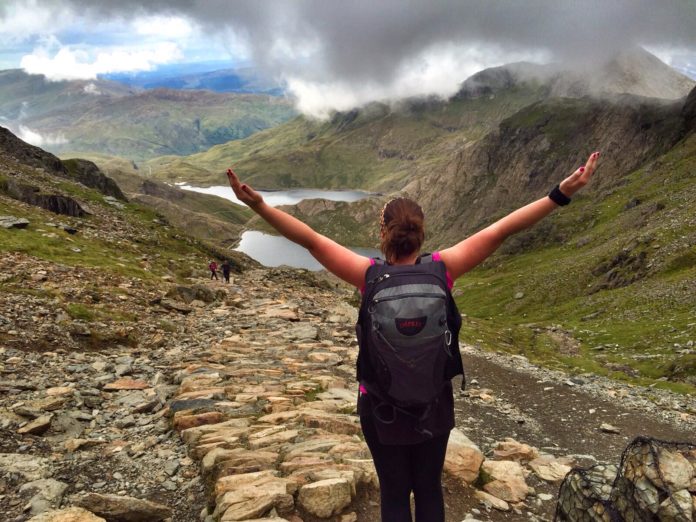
top-left (380, 198), bottom-right (425, 263)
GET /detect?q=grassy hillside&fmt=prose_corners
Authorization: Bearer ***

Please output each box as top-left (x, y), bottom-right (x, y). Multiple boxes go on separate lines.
top-left (453, 133), bottom-right (696, 393)
top-left (0, 70), bottom-right (296, 161)
top-left (146, 84), bottom-right (546, 191)
top-left (0, 148), bottom-right (250, 283)
top-left (59, 152), bottom-right (253, 248)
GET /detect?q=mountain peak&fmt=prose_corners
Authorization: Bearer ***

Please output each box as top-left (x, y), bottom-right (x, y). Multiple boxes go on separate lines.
top-left (456, 47), bottom-right (695, 102)
top-left (553, 46), bottom-right (696, 100)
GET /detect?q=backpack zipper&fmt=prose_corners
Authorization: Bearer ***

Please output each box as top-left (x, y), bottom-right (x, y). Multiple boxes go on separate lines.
top-left (373, 292), bottom-right (445, 304)
top-left (368, 270), bottom-right (445, 287)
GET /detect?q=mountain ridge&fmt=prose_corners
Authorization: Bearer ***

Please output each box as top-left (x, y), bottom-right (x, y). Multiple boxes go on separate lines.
top-left (143, 48), bottom-right (694, 193)
top-left (0, 69), bottom-right (296, 161)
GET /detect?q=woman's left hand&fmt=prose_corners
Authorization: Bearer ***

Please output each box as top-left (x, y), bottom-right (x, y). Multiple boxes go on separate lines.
top-left (559, 151), bottom-right (600, 197)
top-left (226, 168), bottom-right (264, 209)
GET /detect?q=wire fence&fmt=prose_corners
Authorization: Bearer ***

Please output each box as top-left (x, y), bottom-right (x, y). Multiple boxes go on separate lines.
top-left (556, 437), bottom-right (696, 522)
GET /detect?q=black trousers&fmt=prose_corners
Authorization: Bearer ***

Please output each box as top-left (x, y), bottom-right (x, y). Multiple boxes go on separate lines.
top-left (361, 414), bottom-right (449, 522)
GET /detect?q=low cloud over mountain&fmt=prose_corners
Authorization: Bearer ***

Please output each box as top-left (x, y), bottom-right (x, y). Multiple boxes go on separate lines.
top-left (2, 1), bottom-right (696, 116)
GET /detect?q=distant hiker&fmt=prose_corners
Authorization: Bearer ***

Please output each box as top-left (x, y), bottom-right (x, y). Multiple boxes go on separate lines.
top-left (226, 152), bottom-right (600, 522)
top-left (208, 260), bottom-right (218, 280)
top-left (221, 259), bottom-right (231, 283)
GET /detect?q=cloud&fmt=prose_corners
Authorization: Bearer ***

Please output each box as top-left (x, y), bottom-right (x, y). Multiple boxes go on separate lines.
top-left (3, 0), bottom-right (696, 114)
top-left (0, 0), bottom-right (74, 42)
top-left (648, 46), bottom-right (696, 80)
top-left (16, 125), bottom-right (68, 147)
top-left (20, 40), bottom-right (184, 81)
top-left (288, 44), bottom-right (551, 119)
top-left (83, 83), bottom-right (102, 95)
top-left (132, 15), bottom-right (194, 39)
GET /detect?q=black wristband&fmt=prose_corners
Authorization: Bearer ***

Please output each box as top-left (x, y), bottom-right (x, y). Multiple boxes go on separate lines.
top-left (548, 185), bottom-right (571, 206)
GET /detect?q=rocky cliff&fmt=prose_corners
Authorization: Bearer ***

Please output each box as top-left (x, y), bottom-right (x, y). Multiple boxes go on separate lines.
top-left (407, 92), bottom-right (689, 244)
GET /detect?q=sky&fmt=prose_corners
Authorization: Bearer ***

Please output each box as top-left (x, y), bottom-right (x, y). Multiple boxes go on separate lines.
top-left (1, 0), bottom-right (696, 118)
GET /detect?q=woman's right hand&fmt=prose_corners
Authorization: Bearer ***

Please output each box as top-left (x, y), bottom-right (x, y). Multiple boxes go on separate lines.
top-left (226, 168), bottom-right (264, 209)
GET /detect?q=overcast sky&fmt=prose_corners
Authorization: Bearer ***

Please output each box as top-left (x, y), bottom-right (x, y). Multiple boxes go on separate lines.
top-left (1, 0), bottom-right (695, 117)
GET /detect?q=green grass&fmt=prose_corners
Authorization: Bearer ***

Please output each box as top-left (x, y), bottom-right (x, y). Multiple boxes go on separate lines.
top-left (0, 160), bottom-right (226, 284)
top-left (0, 70), bottom-right (297, 161)
top-left (65, 303), bottom-right (96, 321)
top-left (452, 134), bottom-right (696, 393)
top-left (145, 85), bottom-right (546, 191)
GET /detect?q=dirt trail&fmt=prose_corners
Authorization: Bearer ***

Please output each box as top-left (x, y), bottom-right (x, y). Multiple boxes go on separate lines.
top-left (458, 350), bottom-right (695, 461)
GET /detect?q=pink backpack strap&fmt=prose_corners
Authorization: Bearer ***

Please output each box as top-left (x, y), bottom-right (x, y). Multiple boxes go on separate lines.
top-left (431, 251), bottom-right (454, 289)
top-left (358, 258), bottom-right (377, 294)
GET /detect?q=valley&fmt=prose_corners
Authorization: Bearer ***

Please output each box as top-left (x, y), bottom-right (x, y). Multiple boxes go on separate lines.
top-left (1, 45), bottom-right (695, 521)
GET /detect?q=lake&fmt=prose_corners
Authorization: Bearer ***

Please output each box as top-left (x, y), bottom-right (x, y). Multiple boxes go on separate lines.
top-left (177, 184), bottom-right (373, 207)
top-left (176, 184), bottom-right (380, 270)
top-left (236, 231), bottom-right (381, 271)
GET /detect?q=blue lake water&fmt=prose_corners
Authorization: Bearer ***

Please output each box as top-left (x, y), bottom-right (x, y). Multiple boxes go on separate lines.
top-left (176, 185), bottom-right (380, 270)
top-left (236, 231), bottom-right (381, 271)
top-left (177, 184), bottom-right (372, 207)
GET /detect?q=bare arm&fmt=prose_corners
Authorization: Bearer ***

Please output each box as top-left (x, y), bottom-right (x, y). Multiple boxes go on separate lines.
top-left (226, 168), bottom-right (371, 287)
top-left (440, 151), bottom-right (600, 280)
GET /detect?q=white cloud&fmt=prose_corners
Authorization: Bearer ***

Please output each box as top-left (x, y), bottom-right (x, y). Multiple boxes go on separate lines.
top-left (83, 83), bottom-right (101, 95)
top-left (132, 15), bottom-right (194, 38)
top-left (20, 41), bottom-right (184, 81)
top-left (0, 0), bottom-right (73, 42)
top-left (646, 45), bottom-right (696, 80)
top-left (17, 125), bottom-right (68, 147)
top-left (286, 43), bottom-right (550, 119)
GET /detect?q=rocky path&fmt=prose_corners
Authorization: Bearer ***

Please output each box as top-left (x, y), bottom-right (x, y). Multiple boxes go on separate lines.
top-left (1, 264), bottom-right (695, 521)
top-left (459, 349), bottom-right (696, 462)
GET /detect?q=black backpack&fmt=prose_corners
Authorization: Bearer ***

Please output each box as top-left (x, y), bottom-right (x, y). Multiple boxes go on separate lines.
top-left (356, 255), bottom-right (465, 413)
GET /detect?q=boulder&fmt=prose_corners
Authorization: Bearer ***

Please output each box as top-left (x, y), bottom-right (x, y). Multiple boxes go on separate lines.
top-left (0, 215), bottom-right (30, 229)
top-left (63, 158), bottom-right (127, 201)
top-left (214, 471), bottom-right (293, 521)
top-left (0, 453), bottom-right (53, 481)
top-left (297, 478), bottom-right (352, 518)
top-left (444, 428), bottom-right (485, 484)
top-left (4, 179), bottom-right (88, 217)
top-left (493, 438), bottom-right (540, 462)
top-left (73, 493), bottom-right (172, 522)
top-left (481, 460), bottom-right (529, 503)
top-left (17, 414), bottom-right (53, 435)
top-left (19, 478), bottom-right (69, 515)
top-left (28, 507), bottom-right (105, 522)
top-left (528, 454), bottom-right (573, 482)
top-left (657, 489), bottom-right (693, 521)
top-left (474, 490), bottom-right (510, 511)
top-left (165, 284), bottom-right (223, 304)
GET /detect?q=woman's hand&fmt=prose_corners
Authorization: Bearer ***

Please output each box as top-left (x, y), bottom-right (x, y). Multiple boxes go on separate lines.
top-left (226, 168), bottom-right (264, 209)
top-left (559, 151), bottom-right (600, 197)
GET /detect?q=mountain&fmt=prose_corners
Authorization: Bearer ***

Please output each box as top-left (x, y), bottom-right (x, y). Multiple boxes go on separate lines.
top-left (0, 125), bottom-right (257, 323)
top-left (455, 48), bottom-right (695, 101)
top-left (105, 65), bottom-right (284, 95)
top-left (138, 49), bottom-right (696, 390)
top-left (144, 49), bottom-right (694, 191)
top-left (273, 88), bottom-right (696, 392)
top-left (88, 154), bottom-right (253, 247)
top-left (145, 83), bottom-right (549, 190)
top-left (0, 69), bottom-right (296, 161)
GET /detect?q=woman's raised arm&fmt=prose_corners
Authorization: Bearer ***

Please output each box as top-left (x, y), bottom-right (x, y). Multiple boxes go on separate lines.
top-left (439, 151), bottom-right (600, 280)
top-left (226, 168), bottom-right (372, 288)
